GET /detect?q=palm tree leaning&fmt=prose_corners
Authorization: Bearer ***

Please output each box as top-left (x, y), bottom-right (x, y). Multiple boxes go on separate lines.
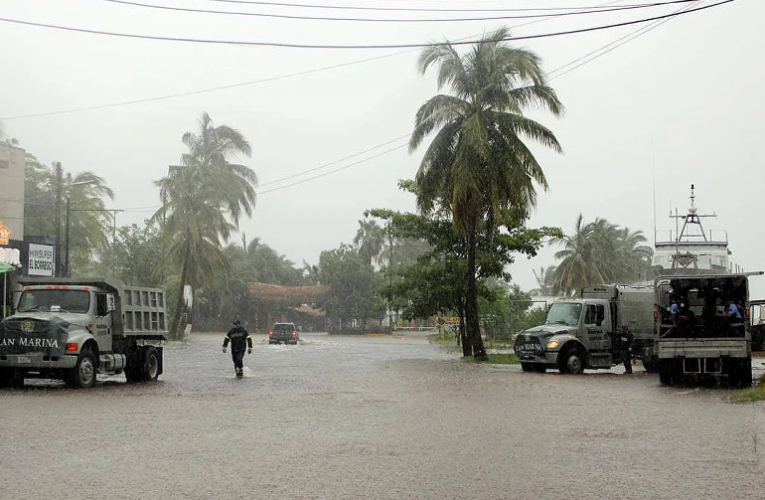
top-left (152, 112), bottom-right (258, 338)
top-left (410, 27), bottom-right (563, 359)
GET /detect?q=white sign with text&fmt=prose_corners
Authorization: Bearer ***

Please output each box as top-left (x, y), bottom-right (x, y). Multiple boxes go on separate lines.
top-left (28, 243), bottom-right (54, 276)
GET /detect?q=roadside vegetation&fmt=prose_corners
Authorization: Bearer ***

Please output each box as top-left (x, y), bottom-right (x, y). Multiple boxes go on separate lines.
top-left (733, 378), bottom-right (765, 403)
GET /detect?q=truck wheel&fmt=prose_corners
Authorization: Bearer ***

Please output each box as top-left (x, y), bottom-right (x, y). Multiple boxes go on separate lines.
top-left (124, 345), bottom-right (142, 383)
top-left (559, 349), bottom-right (585, 375)
top-left (533, 365), bottom-right (547, 373)
top-left (521, 363), bottom-right (534, 372)
top-left (142, 347), bottom-right (160, 382)
top-left (69, 349), bottom-right (97, 389)
top-left (642, 357), bottom-right (659, 374)
top-left (659, 360), bottom-right (672, 385)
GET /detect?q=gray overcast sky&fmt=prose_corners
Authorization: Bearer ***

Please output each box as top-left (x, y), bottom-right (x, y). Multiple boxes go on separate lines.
top-left (1, 0), bottom-right (763, 297)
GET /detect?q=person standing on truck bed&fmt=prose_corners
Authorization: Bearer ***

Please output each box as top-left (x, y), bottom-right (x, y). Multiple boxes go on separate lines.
top-left (222, 320), bottom-right (253, 378)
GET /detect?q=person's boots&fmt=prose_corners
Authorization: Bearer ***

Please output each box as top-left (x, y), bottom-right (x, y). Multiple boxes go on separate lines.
top-left (236, 367), bottom-right (243, 378)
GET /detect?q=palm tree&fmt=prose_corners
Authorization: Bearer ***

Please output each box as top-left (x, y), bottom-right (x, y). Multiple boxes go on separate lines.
top-left (552, 215), bottom-right (620, 296)
top-left (23, 156), bottom-right (114, 276)
top-left (614, 228), bottom-right (653, 282)
top-left (353, 218), bottom-right (386, 266)
top-left (552, 216), bottom-right (654, 295)
top-left (152, 112), bottom-right (258, 338)
top-left (410, 27), bottom-right (563, 359)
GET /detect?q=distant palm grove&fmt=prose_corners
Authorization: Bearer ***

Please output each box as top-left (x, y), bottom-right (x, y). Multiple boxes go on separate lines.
top-left (11, 27), bottom-right (653, 358)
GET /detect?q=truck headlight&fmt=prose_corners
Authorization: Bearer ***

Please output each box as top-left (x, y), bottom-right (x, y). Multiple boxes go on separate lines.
top-left (546, 339), bottom-right (559, 349)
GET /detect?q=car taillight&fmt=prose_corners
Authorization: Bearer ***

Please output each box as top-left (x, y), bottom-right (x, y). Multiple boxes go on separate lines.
top-left (268, 330), bottom-right (273, 337)
top-left (292, 330), bottom-right (297, 337)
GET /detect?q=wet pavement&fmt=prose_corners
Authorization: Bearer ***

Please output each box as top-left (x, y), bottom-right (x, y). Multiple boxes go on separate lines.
top-left (1, 331), bottom-right (763, 500)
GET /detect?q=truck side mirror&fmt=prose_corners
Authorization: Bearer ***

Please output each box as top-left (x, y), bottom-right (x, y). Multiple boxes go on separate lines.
top-left (106, 294), bottom-right (116, 313)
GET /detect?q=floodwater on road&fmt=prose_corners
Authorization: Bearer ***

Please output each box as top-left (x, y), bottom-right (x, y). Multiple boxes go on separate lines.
top-left (1, 331), bottom-right (763, 500)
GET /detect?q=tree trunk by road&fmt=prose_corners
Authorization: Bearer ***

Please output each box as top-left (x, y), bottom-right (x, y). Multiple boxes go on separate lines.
top-left (169, 228), bottom-right (191, 339)
top-left (465, 218), bottom-right (488, 361)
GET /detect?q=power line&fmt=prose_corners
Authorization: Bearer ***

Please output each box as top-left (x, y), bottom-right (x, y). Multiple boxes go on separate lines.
top-left (0, 0), bottom-right (736, 50)
top-left (12, 0), bottom-right (708, 208)
top-left (0, 0), bottom-right (610, 121)
top-left (547, 0), bottom-right (701, 80)
top-left (194, 0), bottom-right (694, 13)
top-left (101, 0), bottom-right (698, 23)
top-left (226, 1), bottom-right (706, 196)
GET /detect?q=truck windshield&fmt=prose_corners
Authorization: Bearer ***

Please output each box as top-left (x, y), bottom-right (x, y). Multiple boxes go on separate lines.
top-left (545, 303), bottom-right (582, 327)
top-left (17, 290), bottom-right (90, 314)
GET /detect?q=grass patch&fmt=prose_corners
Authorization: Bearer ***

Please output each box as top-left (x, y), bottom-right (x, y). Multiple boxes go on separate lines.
top-left (461, 353), bottom-right (519, 365)
top-left (427, 333), bottom-right (457, 346)
top-left (732, 381), bottom-right (765, 403)
top-left (733, 386), bottom-right (765, 403)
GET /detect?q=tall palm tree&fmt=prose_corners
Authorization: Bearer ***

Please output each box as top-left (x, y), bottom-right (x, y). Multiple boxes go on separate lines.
top-left (410, 27), bottom-right (563, 359)
top-left (152, 112), bottom-right (258, 338)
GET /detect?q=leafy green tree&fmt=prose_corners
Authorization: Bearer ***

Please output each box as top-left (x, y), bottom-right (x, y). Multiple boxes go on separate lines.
top-left (370, 182), bottom-right (558, 355)
top-left (318, 244), bottom-right (382, 332)
top-left (409, 27), bottom-right (563, 359)
top-left (152, 112), bottom-right (258, 338)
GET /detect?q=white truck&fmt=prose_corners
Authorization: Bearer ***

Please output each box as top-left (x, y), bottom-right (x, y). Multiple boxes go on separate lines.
top-left (655, 273), bottom-right (760, 387)
top-left (514, 284), bottom-right (656, 374)
top-left (0, 277), bottom-right (167, 388)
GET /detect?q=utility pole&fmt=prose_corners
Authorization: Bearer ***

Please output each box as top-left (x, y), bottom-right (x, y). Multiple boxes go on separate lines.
top-left (64, 197), bottom-right (71, 277)
top-left (54, 162), bottom-right (63, 277)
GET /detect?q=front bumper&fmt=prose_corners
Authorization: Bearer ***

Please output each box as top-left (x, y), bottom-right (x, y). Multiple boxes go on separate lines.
top-left (0, 353), bottom-right (78, 370)
top-left (515, 350), bottom-right (560, 365)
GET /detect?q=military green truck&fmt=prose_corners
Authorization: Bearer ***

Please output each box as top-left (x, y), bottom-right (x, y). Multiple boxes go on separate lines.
top-left (0, 277), bottom-right (167, 389)
top-left (654, 273), bottom-right (761, 387)
top-left (514, 284), bottom-right (656, 374)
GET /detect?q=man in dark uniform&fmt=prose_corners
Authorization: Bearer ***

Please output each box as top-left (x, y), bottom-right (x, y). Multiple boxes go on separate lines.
top-left (618, 327), bottom-right (634, 374)
top-left (222, 320), bottom-right (252, 378)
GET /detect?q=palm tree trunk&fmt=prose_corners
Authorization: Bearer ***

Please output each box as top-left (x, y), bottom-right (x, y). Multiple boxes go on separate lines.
top-left (170, 229), bottom-right (192, 339)
top-left (458, 301), bottom-right (471, 357)
top-left (466, 217), bottom-right (488, 361)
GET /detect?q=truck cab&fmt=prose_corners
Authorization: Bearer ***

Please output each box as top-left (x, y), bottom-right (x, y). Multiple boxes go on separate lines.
top-left (514, 284), bottom-right (654, 374)
top-left (514, 297), bottom-right (615, 374)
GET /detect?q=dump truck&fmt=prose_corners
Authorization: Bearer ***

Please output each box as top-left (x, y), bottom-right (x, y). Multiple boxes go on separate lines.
top-left (654, 273), bottom-right (761, 387)
top-left (514, 284), bottom-right (655, 374)
top-left (0, 277), bottom-right (167, 388)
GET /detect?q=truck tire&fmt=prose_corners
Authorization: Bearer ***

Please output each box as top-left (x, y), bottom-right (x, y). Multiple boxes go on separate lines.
top-left (69, 348), bottom-right (97, 389)
top-left (533, 365), bottom-right (548, 373)
top-left (642, 357), bottom-right (659, 374)
top-left (124, 345), bottom-right (142, 383)
top-left (141, 346), bottom-right (160, 382)
top-left (728, 358), bottom-right (752, 388)
top-left (521, 362), bottom-right (534, 372)
top-left (659, 360), bottom-right (672, 385)
top-left (559, 349), bottom-right (585, 375)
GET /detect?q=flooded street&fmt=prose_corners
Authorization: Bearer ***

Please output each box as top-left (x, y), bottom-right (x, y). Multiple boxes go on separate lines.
top-left (1, 332), bottom-right (763, 500)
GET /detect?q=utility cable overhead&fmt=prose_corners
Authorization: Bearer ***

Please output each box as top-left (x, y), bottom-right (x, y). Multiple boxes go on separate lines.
top-left (247, 1), bottom-right (707, 195)
top-left (74, 0), bottom-right (698, 212)
top-left (101, 0), bottom-right (699, 23)
top-left (0, 0), bottom-right (736, 50)
top-left (0, 0), bottom-right (612, 120)
top-left (196, 0), bottom-right (694, 13)
top-left (547, 0), bottom-right (701, 80)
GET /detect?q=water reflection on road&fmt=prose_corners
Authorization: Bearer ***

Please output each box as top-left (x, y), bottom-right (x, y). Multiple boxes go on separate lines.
top-left (2, 332), bottom-right (763, 500)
